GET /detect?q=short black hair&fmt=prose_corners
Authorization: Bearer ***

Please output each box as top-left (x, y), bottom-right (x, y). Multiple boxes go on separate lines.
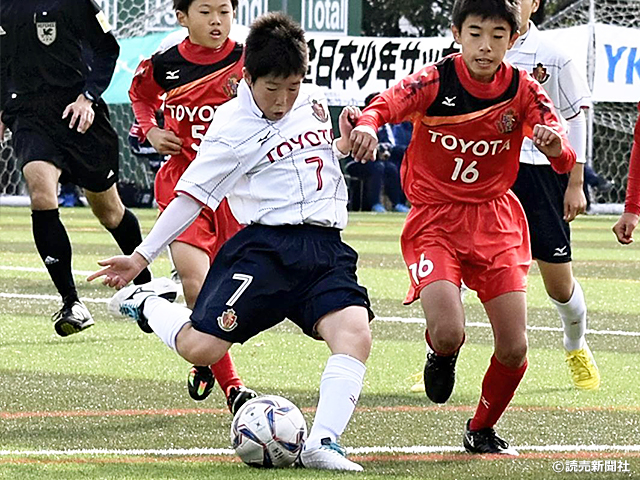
top-left (173, 0), bottom-right (238, 13)
top-left (452, 0), bottom-right (521, 36)
top-left (244, 12), bottom-right (308, 81)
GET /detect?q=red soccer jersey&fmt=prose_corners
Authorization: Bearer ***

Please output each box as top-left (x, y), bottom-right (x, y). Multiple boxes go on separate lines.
top-left (129, 37), bottom-right (244, 168)
top-left (358, 54), bottom-right (576, 206)
top-left (624, 102), bottom-right (640, 215)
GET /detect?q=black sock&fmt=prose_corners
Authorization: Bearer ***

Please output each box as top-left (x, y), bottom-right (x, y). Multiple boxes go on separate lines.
top-left (32, 209), bottom-right (78, 304)
top-left (107, 208), bottom-right (152, 285)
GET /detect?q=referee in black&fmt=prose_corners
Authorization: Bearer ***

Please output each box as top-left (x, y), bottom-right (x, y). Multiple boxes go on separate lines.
top-left (0, 0), bottom-right (153, 336)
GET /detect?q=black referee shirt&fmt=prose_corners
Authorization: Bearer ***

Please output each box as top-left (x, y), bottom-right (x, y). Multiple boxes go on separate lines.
top-left (0, 0), bottom-right (120, 110)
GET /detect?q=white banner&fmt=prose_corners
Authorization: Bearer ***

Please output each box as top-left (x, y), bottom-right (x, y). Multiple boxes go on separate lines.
top-left (306, 27), bottom-right (591, 106)
top-left (306, 35), bottom-right (460, 105)
top-left (593, 24), bottom-right (640, 102)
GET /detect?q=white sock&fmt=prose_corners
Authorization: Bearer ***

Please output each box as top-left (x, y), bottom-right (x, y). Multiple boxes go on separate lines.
top-left (143, 296), bottom-right (191, 351)
top-left (549, 279), bottom-right (587, 351)
top-left (305, 354), bottom-right (366, 451)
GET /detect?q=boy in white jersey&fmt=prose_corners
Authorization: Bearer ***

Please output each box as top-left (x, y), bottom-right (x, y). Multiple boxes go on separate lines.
top-left (88, 13), bottom-right (372, 472)
top-left (506, 0), bottom-right (599, 389)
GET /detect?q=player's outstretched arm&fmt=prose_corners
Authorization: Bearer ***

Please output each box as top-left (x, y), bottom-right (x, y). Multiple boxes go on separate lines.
top-left (613, 212), bottom-right (639, 245)
top-left (88, 194), bottom-right (204, 288)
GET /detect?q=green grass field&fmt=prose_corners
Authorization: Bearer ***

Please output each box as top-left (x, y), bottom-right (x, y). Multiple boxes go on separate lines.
top-left (1, 207), bottom-right (639, 479)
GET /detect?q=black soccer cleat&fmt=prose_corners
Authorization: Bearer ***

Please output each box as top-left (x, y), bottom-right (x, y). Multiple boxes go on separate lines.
top-left (424, 349), bottom-right (459, 403)
top-left (187, 365), bottom-right (216, 401)
top-left (52, 300), bottom-right (95, 337)
top-left (463, 419), bottom-right (519, 455)
top-left (227, 386), bottom-right (258, 415)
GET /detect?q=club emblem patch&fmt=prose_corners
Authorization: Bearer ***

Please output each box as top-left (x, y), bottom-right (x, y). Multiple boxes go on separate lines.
top-left (311, 99), bottom-right (329, 123)
top-left (223, 75), bottom-right (240, 98)
top-left (36, 22), bottom-right (56, 46)
top-left (496, 108), bottom-right (518, 134)
top-left (532, 62), bottom-right (550, 84)
top-left (217, 308), bottom-right (238, 332)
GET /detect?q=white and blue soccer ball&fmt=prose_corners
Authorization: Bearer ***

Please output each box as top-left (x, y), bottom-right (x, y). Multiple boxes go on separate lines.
top-left (230, 395), bottom-right (307, 468)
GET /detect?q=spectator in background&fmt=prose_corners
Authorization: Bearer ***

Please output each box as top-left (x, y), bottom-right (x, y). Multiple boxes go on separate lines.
top-left (343, 93), bottom-right (410, 213)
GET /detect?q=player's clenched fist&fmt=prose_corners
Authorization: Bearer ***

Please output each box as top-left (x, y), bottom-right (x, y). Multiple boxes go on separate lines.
top-left (350, 125), bottom-right (378, 163)
top-left (532, 124), bottom-right (563, 158)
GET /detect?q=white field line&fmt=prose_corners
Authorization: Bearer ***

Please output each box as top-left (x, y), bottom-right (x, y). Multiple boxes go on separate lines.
top-left (2, 265), bottom-right (640, 337)
top-left (1, 445), bottom-right (640, 457)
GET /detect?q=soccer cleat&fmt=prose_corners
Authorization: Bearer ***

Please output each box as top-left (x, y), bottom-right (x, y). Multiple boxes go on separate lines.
top-left (52, 300), bottom-right (95, 337)
top-left (463, 419), bottom-right (519, 456)
top-left (110, 286), bottom-right (160, 333)
top-left (187, 365), bottom-right (216, 401)
top-left (107, 277), bottom-right (178, 317)
top-left (298, 438), bottom-right (363, 471)
top-left (565, 344), bottom-right (600, 390)
top-left (227, 385), bottom-right (258, 415)
top-left (424, 349), bottom-right (459, 403)
top-left (409, 371), bottom-right (425, 393)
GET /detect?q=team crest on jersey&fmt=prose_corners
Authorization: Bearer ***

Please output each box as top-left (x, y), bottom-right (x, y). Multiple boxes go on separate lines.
top-left (532, 63), bottom-right (550, 84)
top-left (217, 308), bottom-right (238, 332)
top-left (311, 99), bottom-right (329, 123)
top-left (496, 108), bottom-right (518, 134)
top-left (223, 75), bottom-right (240, 98)
top-left (36, 22), bottom-right (56, 45)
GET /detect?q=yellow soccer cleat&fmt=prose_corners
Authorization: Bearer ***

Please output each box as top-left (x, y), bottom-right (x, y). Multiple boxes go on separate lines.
top-left (409, 371), bottom-right (425, 393)
top-left (565, 344), bottom-right (600, 390)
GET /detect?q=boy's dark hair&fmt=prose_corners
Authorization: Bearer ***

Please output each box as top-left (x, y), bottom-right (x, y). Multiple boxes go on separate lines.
top-left (452, 0), bottom-right (521, 36)
top-left (531, 0), bottom-right (546, 26)
top-left (173, 0), bottom-right (238, 12)
top-left (244, 13), bottom-right (308, 81)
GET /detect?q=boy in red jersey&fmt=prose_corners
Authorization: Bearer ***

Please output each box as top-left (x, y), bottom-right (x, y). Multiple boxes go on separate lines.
top-left (613, 102), bottom-right (640, 244)
top-left (125, 0), bottom-right (255, 413)
top-left (351, 0), bottom-right (576, 455)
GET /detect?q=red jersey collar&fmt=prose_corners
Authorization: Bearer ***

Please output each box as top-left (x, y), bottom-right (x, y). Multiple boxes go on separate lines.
top-left (453, 54), bottom-right (514, 99)
top-left (178, 37), bottom-right (237, 65)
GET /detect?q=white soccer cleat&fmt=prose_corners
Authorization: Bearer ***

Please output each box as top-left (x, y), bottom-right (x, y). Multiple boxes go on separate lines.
top-left (298, 438), bottom-right (363, 471)
top-left (107, 277), bottom-right (179, 317)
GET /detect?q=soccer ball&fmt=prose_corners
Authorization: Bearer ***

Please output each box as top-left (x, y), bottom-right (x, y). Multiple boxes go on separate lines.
top-left (230, 395), bottom-right (307, 468)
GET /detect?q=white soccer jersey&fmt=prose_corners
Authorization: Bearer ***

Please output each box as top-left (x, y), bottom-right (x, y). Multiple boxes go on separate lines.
top-left (175, 81), bottom-right (349, 229)
top-left (506, 22), bottom-right (591, 166)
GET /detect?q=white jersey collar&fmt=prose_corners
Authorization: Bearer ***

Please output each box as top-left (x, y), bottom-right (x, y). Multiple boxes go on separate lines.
top-left (513, 21), bottom-right (540, 54)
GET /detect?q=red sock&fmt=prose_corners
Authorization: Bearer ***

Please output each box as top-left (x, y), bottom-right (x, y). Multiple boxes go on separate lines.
top-left (210, 351), bottom-right (243, 397)
top-left (469, 355), bottom-right (527, 431)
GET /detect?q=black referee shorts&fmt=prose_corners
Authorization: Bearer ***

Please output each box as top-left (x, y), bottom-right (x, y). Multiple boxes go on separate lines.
top-left (511, 163), bottom-right (572, 263)
top-left (189, 223), bottom-right (375, 344)
top-left (2, 88), bottom-right (119, 193)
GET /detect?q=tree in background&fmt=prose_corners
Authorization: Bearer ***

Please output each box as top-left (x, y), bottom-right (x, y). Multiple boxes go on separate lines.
top-left (361, 0), bottom-right (454, 37)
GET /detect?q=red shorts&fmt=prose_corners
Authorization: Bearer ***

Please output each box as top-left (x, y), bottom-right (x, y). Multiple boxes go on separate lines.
top-left (401, 190), bottom-right (531, 304)
top-left (155, 158), bottom-right (242, 263)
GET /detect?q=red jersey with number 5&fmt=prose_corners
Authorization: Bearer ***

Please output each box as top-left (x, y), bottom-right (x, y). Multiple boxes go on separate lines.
top-left (129, 38), bottom-right (244, 169)
top-left (358, 54), bottom-right (576, 206)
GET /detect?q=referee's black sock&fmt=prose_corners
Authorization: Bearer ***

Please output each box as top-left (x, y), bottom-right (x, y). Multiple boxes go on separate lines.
top-left (107, 208), bottom-right (152, 285)
top-left (31, 209), bottom-right (79, 305)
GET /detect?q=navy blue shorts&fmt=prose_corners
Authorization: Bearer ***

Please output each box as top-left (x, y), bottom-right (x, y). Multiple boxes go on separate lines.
top-left (189, 224), bottom-right (374, 343)
top-left (511, 163), bottom-right (572, 263)
top-left (2, 88), bottom-right (119, 193)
